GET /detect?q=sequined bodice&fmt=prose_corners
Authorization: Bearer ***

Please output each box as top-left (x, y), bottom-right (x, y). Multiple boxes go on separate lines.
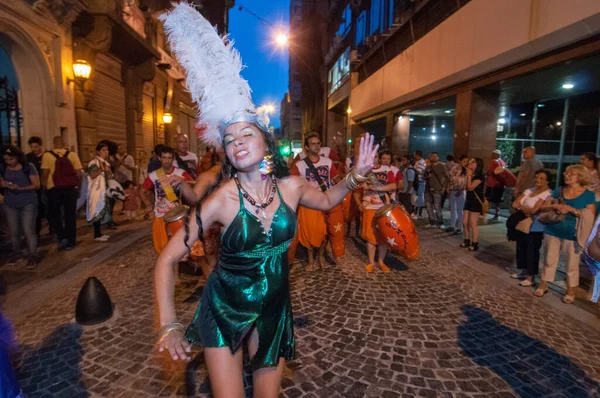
top-left (218, 181), bottom-right (297, 264)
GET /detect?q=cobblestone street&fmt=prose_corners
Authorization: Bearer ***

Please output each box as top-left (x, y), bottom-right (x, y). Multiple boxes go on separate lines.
top-left (5, 224), bottom-right (600, 397)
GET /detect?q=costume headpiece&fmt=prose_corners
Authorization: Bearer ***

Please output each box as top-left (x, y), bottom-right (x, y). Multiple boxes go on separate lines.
top-left (159, 2), bottom-right (270, 146)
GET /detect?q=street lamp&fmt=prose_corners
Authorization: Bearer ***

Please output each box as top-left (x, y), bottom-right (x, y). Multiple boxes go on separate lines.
top-left (67, 59), bottom-right (92, 88)
top-left (162, 112), bottom-right (173, 124)
top-left (275, 32), bottom-right (289, 47)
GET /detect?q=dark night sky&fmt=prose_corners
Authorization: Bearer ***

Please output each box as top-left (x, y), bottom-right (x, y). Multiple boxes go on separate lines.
top-left (228, 0), bottom-right (290, 128)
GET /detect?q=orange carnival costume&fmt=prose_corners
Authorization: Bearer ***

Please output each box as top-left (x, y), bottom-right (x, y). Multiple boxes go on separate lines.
top-left (288, 156), bottom-right (343, 263)
top-left (361, 165), bottom-right (398, 244)
top-left (143, 167), bottom-right (193, 254)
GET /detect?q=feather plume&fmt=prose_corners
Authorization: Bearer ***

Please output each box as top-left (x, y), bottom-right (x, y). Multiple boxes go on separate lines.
top-left (160, 2), bottom-right (256, 146)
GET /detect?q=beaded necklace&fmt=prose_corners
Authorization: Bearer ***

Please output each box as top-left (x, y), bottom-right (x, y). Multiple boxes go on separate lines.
top-left (234, 174), bottom-right (277, 219)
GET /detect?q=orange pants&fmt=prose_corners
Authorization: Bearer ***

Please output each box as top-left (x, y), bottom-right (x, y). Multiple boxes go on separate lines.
top-left (153, 217), bottom-right (169, 254)
top-left (288, 206), bottom-right (326, 264)
top-left (361, 209), bottom-right (377, 245)
top-left (325, 204), bottom-right (345, 258)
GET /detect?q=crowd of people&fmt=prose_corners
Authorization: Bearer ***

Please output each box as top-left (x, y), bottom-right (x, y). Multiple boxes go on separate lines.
top-left (0, 132), bottom-right (214, 271)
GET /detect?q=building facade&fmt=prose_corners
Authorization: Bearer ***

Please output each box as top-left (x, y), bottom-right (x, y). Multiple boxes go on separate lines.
top-left (281, 0), bottom-right (304, 145)
top-left (0, 0), bottom-right (233, 162)
top-left (307, 0), bottom-right (600, 185)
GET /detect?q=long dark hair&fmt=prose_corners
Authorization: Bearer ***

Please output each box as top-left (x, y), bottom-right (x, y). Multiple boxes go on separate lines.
top-left (473, 157), bottom-right (484, 177)
top-left (184, 126), bottom-right (290, 250)
top-left (1, 145), bottom-right (28, 167)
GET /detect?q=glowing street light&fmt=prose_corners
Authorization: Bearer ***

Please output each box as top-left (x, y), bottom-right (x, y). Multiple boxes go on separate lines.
top-left (264, 104), bottom-right (276, 114)
top-left (275, 32), bottom-right (289, 47)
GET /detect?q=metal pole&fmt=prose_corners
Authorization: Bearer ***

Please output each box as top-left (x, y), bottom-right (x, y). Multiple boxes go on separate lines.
top-left (556, 97), bottom-right (569, 190)
top-left (530, 101), bottom-right (538, 147)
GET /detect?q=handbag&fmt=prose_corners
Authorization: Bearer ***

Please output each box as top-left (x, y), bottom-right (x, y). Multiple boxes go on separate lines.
top-left (515, 217), bottom-right (533, 234)
top-left (474, 191), bottom-right (490, 214)
top-left (537, 188), bottom-right (565, 224)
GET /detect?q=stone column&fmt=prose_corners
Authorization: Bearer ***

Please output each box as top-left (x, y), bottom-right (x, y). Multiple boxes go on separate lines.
top-left (454, 89), bottom-right (499, 166)
top-left (123, 59), bottom-right (155, 157)
top-left (392, 116), bottom-right (410, 156)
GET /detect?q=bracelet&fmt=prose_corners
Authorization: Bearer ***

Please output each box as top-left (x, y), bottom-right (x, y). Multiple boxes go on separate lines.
top-left (157, 322), bottom-right (185, 344)
top-left (345, 172), bottom-right (359, 191)
top-left (351, 168), bottom-right (369, 182)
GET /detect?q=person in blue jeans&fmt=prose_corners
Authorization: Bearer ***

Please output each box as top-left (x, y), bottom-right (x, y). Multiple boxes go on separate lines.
top-left (0, 145), bottom-right (40, 269)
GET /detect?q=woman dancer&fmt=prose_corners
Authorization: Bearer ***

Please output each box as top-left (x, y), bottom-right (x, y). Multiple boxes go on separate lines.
top-left (155, 4), bottom-right (378, 397)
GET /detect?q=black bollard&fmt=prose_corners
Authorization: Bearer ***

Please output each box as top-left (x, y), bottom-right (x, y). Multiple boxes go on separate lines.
top-left (75, 277), bottom-right (114, 325)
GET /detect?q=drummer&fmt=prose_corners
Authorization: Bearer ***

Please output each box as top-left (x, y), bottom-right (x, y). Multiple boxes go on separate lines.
top-left (288, 133), bottom-right (343, 271)
top-left (359, 151), bottom-right (399, 273)
top-left (142, 146), bottom-right (194, 254)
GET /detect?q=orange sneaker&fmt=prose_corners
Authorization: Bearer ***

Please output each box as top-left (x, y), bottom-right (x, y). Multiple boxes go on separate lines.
top-left (379, 264), bottom-right (391, 273)
top-left (365, 264), bottom-right (374, 273)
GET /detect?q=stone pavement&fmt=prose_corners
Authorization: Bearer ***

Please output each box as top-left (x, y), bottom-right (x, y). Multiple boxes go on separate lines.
top-left (5, 224), bottom-right (600, 397)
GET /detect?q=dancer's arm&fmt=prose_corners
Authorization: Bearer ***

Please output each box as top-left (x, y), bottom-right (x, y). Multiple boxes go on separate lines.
top-left (155, 196), bottom-right (221, 361)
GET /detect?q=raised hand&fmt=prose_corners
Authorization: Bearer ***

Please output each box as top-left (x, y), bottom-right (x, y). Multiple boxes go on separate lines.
top-left (356, 133), bottom-right (379, 176)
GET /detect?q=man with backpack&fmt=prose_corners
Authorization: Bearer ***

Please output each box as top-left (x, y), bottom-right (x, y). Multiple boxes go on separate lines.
top-left (41, 136), bottom-right (83, 251)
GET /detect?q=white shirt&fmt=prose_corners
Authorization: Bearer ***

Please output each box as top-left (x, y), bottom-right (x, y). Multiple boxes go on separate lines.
top-left (116, 153), bottom-right (135, 183)
top-left (293, 157), bottom-right (337, 190)
top-left (520, 188), bottom-right (552, 232)
top-left (299, 147), bottom-right (332, 160)
top-left (174, 151), bottom-right (199, 179)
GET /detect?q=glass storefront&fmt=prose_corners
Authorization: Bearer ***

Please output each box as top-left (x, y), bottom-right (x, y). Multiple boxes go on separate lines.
top-left (403, 96), bottom-right (456, 159)
top-left (481, 53), bottom-right (600, 188)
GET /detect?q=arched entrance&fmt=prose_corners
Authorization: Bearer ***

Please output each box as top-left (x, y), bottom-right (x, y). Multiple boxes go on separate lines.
top-left (0, 20), bottom-right (57, 150)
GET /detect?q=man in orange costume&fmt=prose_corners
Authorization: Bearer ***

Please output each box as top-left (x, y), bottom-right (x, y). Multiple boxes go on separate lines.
top-left (288, 133), bottom-right (344, 271)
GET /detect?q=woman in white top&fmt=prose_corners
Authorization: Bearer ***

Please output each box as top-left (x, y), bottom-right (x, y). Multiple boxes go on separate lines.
top-left (511, 170), bottom-right (552, 286)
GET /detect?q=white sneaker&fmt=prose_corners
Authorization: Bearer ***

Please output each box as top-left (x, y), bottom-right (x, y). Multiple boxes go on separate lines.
top-left (411, 214), bottom-right (418, 220)
top-left (95, 235), bottom-right (110, 242)
top-left (425, 224), bottom-right (434, 228)
top-left (519, 279), bottom-right (533, 287)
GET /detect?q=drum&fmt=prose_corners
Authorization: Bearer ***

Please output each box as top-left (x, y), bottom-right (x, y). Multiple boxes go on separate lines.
top-left (163, 204), bottom-right (189, 237)
top-left (372, 204), bottom-right (420, 260)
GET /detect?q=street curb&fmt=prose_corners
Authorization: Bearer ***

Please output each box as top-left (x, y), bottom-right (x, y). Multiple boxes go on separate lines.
top-left (2, 227), bottom-right (151, 323)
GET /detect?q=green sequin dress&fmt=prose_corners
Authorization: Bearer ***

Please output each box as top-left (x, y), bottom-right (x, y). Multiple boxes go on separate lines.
top-left (186, 182), bottom-right (297, 370)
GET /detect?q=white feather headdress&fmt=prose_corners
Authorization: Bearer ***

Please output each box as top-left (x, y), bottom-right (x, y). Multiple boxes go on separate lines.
top-left (159, 2), bottom-right (270, 146)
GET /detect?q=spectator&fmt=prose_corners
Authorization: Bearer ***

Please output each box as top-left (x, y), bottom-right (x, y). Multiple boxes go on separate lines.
top-left (580, 152), bottom-right (600, 214)
top-left (511, 170), bottom-right (552, 287)
top-left (41, 136), bottom-right (83, 251)
top-left (173, 133), bottom-right (200, 180)
top-left (424, 152), bottom-right (448, 227)
top-left (137, 150), bottom-right (149, 186)
top-left (413, 150), bottom-right (427, 219)
top-left (445, 155), bottom-right (468, 234)
top-left (442, 154), bottom-right (457, 210)
top-left (115, 144), bottom-right (135, 185)
top-left (26, 136), bottom-right (48, 238)
top-left (122, 180), bottom-right (139, 221)
top-left (514, 146), bottom-right (544, 198)
top-left (148, 144), bottom-right (164, 173)
top-left (0, 146), bottom-right (40, 269)
top-left (399, 155), bottom-right (416, 213)
top-left (461, 158), bottom-right (485, 252)
top-left (446, 154), bottom-right (457, 172)
top-left (86, 141), bottom-right (113, 242)
top-left (137, 150), bottom-right (150, 213)
top-left (486, 149), bottom-right (507, 220)
top-left (536, 165), bottom-right (595, 303)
